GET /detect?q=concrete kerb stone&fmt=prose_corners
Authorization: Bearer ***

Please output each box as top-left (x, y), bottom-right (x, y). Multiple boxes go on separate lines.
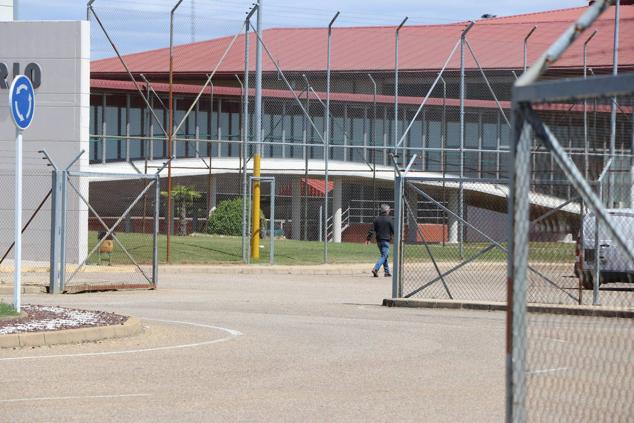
top-left (382, 298), bottom-right (634, 318)
top-left (162, 264), bottom-right (373, 276)
top-left (0, 284), bottom-right (47, 295)
top-left (0, 317), bottom-right (143, 349)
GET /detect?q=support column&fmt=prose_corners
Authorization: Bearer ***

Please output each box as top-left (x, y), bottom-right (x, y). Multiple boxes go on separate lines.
top-left (333, 176), bottom-right (342, 243)
top-left (291, 178), bottom-right (301, 240)
top-left (447, 190), bottom-right (459, 244)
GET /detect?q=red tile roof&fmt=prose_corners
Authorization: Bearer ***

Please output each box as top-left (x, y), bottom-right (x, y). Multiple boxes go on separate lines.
top-left (92, 6), bottom-right (633, 77)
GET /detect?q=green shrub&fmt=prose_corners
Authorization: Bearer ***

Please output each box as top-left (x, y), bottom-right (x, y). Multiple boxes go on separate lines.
top-left (208, 198), bottom-right (244, 236)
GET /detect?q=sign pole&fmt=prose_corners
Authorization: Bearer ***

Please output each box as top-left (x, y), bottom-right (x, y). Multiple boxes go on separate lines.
top-left (14, 127), bottom-right (22, 312)
top-left (9, 75), bottom-right (35, 313)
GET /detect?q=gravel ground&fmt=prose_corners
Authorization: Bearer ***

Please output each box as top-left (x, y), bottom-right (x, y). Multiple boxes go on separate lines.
top-left (0, 305), bottom-right (128, 335)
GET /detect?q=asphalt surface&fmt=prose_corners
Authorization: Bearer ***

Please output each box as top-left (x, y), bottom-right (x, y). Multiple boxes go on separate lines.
top-left (0, 271), bottom-right (506, 422)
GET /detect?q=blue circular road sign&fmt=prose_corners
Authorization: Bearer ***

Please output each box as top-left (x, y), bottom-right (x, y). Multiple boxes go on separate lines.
top-left (9, 75), bottom-right (35, 130)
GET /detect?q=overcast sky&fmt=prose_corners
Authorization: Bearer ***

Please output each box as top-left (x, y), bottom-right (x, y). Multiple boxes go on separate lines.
top-left (18, 0), bottom-right (588, 58)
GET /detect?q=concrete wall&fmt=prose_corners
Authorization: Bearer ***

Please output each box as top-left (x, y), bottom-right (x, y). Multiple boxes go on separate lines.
top-left (0, 21), bottom-right (90, 267)
top-left (0, 0), bottom-right (12, 21)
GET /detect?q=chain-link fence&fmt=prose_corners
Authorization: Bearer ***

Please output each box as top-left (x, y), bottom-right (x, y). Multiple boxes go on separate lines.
top-left (0, 168), bottom-right (52, 293)
top-left (511, 88), bottom-right (634, 422)
top-left (57, 170), bottom-right (160, 293)
top-left (507, 2), bottom-right (634, 420)
top-left (82, 0), bottom-right (631, 276)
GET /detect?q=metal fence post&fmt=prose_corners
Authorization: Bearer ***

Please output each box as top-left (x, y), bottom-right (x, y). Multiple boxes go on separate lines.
top-left (49, 170), bottom-right (63, 294)
top-left (324, 11), bottom-right (340, 263)
top-left (318, 205), bottom-right (323, 243)
top-left (507, 106), bottom-right (531, 423)
top-left (242, 6), bottom-right (257, 263)
top-left (608, 0), bottom-right (620, 207)
top-left (459, 22), bottom-right (474, 260)
top-left (583, 30), bottom-right (597, 181)
top-left (152, 174), bottom-right (160, 287)
top-left (270, 179), bottom-right (275, 265)
top-left (59, 170), bottom-right (68, 292)
top-left (593, 182), bottom-right (603, 305)
top-left (395, 17), bottom-right (408, 166)
top-left (523, 26), bottom-right (537, 74)
top-left (392, 174), bottom-right (403, 298)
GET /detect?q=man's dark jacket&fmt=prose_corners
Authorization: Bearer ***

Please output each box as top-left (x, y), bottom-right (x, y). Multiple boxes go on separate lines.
top-left (367, 215), bottom-right (394, 242)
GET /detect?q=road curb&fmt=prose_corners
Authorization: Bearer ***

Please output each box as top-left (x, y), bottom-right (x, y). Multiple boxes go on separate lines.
top-left (161, 264), bottom-right (373, 276)
top-left (382, 298), bottom-right (634, 318)
top-left (0, 317), bottom-right (143, 349)
top-left (0, 285), bottom-right (47, 295)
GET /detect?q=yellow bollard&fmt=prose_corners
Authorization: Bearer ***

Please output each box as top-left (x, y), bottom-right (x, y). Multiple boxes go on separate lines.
top-left (251, 154), bottom-right (261, 259)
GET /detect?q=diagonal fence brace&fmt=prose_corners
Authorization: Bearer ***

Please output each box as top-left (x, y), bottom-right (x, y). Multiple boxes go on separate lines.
top-left (402, 196), bottom-right (452, 299)
top-left (65, 177), bottom-right (155, 286)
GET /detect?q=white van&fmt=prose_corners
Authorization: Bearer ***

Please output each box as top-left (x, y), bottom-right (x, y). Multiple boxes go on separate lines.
top-left (578, 209), bottom-right (634, 289)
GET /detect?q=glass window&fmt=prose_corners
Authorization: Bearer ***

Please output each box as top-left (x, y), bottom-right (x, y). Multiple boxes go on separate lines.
top-left (482, 122), bottom-right (497, 150)
top-left (129, 98), bottom-right (144, 160)
top-left (105, 95), bottom-right (125, 161)
top-left (445, 152), bottom-right (460, 175)
top-left (447, 121), bottom-right (460, 148)
top-left (465, 116), bottom-right (479, 148)
top-left (426, 151), bottom-right (441, 172)
top-left (464, 152), bottom-right (479, 177)
top-left (500, 123), bottom-right (510, 148)
top-left (481, 152), bottom-right (497, 178)
top-left (331, 116), bottom-right (345, 161)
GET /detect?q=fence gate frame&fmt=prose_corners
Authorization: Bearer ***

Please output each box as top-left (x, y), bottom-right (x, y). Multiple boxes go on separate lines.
top-left (49, 169), bottom-right (161, 294)
top-left (392, 174), bottom-right (583, 302)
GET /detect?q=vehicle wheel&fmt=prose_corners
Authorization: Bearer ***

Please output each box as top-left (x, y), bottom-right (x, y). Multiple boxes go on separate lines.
top-left (581, 271), bottom-right (594, 290)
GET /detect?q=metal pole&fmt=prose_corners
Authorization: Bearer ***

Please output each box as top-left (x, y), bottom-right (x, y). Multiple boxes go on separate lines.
top-left (608, 0), bottom-right (620, 207)
top-left (507, 107), bottom-right (531, 423)
top-left (242, 7), bottom-right (255, 262)
top-left (523, 26), bottom-right (537, 73)
top-left (368, 74), bottom-right (377, 215)
top-left (324, 11), bottom-right (339, 263)
top-left (459, 22), bottom-right (475, 260)
top-left (206, 77), bottom-right (214, 233)
top-left (251, 0), bottom-right (263, 260)
top-left (318, 205), bottom-right (323, 242)
top-left (59, 170), bottom-right (68, 292)
top-left (49, 172), bottom-right (61, 294)
top-left (14, 128), bottom-right (22, 312)
top-left (631, 100), bottom-right (634, 208)
top-left (593, 186), bottom-right (601, 305)
top-left (392, 174), bottom-right (403, 298)
top-left (167, 0), bottom-right (185, 263)
top-left (395, 17), bottom-right (408, 166)
top-left (583, 30), bottom-right (597, 181)
top-left (270, 180), bottom-right (275, 265)
top-left (86, 0), bottom-right (96, 21)
top-left (152, 174), bottom-right (160, 287)
top-left (302, 74), bottom-right (311, 241)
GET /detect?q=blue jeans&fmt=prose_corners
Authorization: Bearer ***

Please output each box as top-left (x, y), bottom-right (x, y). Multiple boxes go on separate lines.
top-left (374, 240), bottom-right (391, 274)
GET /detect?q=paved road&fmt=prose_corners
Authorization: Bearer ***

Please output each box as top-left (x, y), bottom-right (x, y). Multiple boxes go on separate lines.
top-left (0, 271), bottom-right (505, 422)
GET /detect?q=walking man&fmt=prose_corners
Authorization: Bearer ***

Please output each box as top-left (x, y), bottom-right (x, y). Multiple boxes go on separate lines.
top-left (365, 204), bottom-right (394, 277)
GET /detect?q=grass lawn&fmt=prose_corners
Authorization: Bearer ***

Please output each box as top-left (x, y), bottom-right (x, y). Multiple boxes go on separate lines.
top-left (88, 232), bottom-right (575, 266)
top-left (0, 302), bottom-right (19, 317)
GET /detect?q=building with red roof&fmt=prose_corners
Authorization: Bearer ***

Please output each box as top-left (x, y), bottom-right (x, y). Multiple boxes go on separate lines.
top-left (88, 4), bottom-right (633, 242)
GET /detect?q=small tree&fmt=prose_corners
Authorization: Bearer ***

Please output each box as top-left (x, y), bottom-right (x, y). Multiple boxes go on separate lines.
top-left (162, 185), bottom-right (202, 236)
top-left (208, 198), bottom-right (243, 236)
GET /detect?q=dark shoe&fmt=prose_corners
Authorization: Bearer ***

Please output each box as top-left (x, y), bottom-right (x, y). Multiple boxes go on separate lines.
top-left (384, 273), bottom-right (392, 277)
top-left (371, 269), bottom-right (379, 277)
